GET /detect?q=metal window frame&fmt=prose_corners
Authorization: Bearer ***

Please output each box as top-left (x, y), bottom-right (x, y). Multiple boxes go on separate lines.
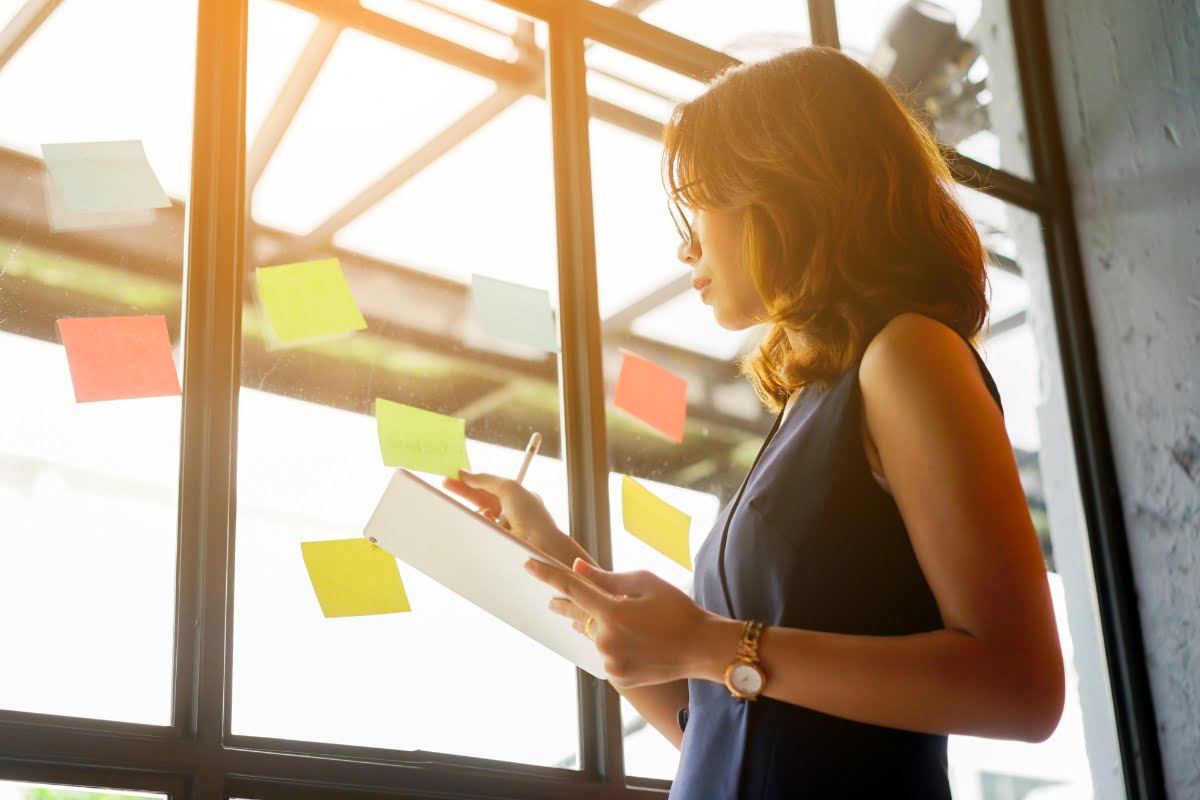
top-left (0, 0), bottom-right (1165, 798)
top-left (1008, 3), bottom-right (1166, 797)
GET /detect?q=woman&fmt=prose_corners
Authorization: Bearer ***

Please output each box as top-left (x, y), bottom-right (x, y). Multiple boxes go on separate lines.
top-left (446, 46), bottom-right (1064, 798)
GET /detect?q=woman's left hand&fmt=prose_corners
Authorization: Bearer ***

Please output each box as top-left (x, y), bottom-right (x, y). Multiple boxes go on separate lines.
top-left (526, 557), bottom-right (727, 688)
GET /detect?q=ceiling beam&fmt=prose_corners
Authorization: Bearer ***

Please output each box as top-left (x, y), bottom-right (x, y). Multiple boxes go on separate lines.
top-left (0, 0), bottom-right (63, 71)
top-left (246, 20), bottom-right (342, 194)
top-left (280, 0), bottom-right (539, 86)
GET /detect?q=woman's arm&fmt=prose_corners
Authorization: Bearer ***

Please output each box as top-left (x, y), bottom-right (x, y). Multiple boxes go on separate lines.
top-left (530, 313), bottom-right (1064, 743)
top-left (615, 680), bottom-right (690, 750)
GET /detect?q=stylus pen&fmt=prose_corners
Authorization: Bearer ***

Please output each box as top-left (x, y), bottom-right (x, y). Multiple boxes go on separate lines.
top-left (498, 431), bottom-right (541, 529)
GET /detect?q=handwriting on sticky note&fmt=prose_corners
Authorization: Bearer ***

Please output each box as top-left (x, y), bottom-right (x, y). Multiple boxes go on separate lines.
top-left (621, 476), bottom-right (692, 571)
top-left (41, 140), bottom-right (171, 215)
top-left (256, 258), bottom-right (367, 345)
top-left (57, 315), bottom-right (181, 403)
top-left (301, 538), bottom-right (411, 618)
top-left (470, 274), bottom-right (558, 353)
top-left (375, 398), bottom-right (472, 478)
top-left (613, 350), bottom-right (687, 442)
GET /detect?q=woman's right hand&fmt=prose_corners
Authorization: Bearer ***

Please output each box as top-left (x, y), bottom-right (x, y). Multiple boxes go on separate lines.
top-left (442, 470), bottom-right (594, 569)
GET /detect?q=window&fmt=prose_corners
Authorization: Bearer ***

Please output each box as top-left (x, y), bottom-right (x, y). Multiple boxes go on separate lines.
top-left (0, 0), bottom-right (195, 725)
top-left (835, 0), bottom-right (1033, 179)
top-left (232, 1), bottom-right (579, 766)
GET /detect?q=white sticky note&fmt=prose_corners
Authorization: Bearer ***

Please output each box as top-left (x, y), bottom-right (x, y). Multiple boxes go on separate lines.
top-left (41, 140), bottom-right (171, 215)
top-left (470, 274), bottom-right (558, 353)
top-left (43, 169), bottom-right (156, 232)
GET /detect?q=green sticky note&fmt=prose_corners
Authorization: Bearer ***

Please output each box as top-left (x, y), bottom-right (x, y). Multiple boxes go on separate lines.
top-left (470, 274), bottom-right (558, 353)
top-left (621, 475), bottom-right (692, 571)
top-left (375, 398), bottom-right (472, 477)
top-left (256, 258), bottom-right (367, 344)
top-left (300, 538), bottom-right (411, 618)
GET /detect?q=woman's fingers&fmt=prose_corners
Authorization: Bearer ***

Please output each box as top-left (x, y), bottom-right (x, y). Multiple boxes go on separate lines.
top-left (572, 559), bottom-right (650, 597)
top-left (548, 596), bottom-right (586, 626)
top-left (549, 597), bottom-right (598, 638)
top-left (442, 476), bottom-right (501, 516)
top-left (456, 470), bottom-right (510, 496)
top-left (526, 558), bottom-right (613, 618)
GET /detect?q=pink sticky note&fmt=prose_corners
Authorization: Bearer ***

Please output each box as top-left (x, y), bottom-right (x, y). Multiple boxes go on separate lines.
top-left (613, 350), bottom-right (687, 442)
top-left (57, 315), bottom-right (182, 403)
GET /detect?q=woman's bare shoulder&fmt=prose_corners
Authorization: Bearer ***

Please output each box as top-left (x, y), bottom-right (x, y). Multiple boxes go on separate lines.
top-left (859, 313), bottom-right (981, 398)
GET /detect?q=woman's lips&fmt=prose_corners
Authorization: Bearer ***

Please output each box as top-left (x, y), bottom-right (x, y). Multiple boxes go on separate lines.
top-left (693, 278), bottom-right (711, 302)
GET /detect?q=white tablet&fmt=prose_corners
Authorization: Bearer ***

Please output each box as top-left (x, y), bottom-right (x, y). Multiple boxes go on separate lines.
top-left (363, 468), bottom-right (608, 680)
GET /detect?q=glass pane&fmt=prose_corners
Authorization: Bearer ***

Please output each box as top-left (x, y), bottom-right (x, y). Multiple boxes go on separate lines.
top-left (590, 0), bottom-right (811, 61)
top-left (0, 0), bottom-right (194, 724)
top-left (951, 187), bottom-right (1126, 799)
top-left (336, 95), bottom-right (557, 285)
top-left (835, 0), bottom-right (1034, 179)
top-left (0, 782), bottom-right (164, 800)
top-left (586, 43), bottom-right (710, 124)
top-left (587, 42), bottom-right (771, 781)
top-left (232, 2), bottom-right (579, 768)
top-left (250, 23), bottom-right (496, 235)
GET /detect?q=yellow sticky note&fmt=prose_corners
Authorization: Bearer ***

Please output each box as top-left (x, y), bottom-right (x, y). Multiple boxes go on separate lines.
top-left (621, 475), bottom-right (692, 571)
top-left (300, 538), bottom-right (411, 618)
top-left (375, 398), bottom-right (472, 477)
top-left (256, 258), bottom-right (367, 344)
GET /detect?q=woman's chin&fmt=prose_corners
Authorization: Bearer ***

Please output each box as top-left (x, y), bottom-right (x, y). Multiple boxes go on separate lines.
top-left (711, 306), bottom-right (755, 332)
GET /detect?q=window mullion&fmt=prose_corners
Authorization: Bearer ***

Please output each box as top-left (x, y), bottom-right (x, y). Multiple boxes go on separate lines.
top-left (175, 1), bottom-right (249, 794)
top-left (546, 2), bottom-right (625, 787)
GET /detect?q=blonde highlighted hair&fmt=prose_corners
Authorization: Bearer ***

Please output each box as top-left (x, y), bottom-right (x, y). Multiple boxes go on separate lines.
top-left (662, 47), bottom-right (989, 411)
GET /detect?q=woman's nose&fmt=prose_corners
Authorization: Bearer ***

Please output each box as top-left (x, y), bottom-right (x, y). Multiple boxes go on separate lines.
top-left (676, 237), bottom-right (698, 265)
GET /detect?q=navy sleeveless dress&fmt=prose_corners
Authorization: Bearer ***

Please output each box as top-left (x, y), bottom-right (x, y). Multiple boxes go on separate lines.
top-left (670, 341), bottom-right (1003, 799)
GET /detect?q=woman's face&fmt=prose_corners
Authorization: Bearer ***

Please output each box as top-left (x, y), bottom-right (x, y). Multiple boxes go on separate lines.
top-left (676, 206), bottom-right (767, 330)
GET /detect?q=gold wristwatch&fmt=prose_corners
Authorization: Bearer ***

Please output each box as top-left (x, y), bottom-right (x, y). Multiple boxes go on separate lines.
top-left (723, 619), bottom-right (767, 701)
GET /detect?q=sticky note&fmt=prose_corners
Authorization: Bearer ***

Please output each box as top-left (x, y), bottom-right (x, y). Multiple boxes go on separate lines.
top-left (470, 274), bottom-right (558, 353)
top-left (301, 538), bottom-right (411, 618)
top-left (613, 350), bottom-right (688, 442)
top-left (57, 315), bottom-right (181, 403)
top-left (43, 168), bottom-right (156, 232)
top-left (256, 258), bottom-right (367, 345)
top-left (621, 476), bottom-right (692, 571)
top-left (41, 140), bottom-right (171, 215)
top-left (375, 398), bottom-right (471, 477)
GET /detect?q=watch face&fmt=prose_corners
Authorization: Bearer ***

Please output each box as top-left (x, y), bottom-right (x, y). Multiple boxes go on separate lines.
top-left (730, 662), bottom-right (764, 696)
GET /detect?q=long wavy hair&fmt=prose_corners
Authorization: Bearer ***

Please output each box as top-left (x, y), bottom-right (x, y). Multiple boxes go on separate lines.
top-left (661, 46), bottom-right (989, 411)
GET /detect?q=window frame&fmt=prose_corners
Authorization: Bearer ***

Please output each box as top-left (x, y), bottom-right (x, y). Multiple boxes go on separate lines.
top-left (0, 0), bottom-right (1165, 798)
